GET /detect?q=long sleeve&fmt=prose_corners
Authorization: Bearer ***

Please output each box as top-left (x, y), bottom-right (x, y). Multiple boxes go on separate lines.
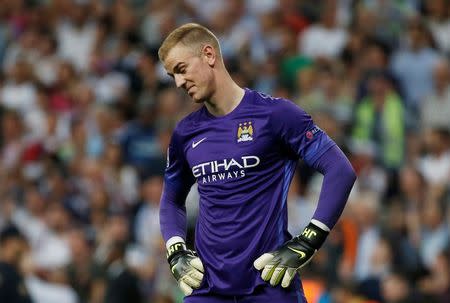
top-left (159, 129), bottom-right (195, 242)
top-left (310, 145), bottom-right (356, 229)
top-left (269, 98), bottom-right (355, 230)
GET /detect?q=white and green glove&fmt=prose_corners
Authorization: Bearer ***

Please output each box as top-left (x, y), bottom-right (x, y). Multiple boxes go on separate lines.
top-left (167, 242), bottom-right (204, 295)
top-left (254, 221), bottom-right (329, 287)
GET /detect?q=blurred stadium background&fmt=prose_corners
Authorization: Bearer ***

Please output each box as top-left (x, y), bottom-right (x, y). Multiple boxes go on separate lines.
top-left (0, 0), bottom-right (448, 302)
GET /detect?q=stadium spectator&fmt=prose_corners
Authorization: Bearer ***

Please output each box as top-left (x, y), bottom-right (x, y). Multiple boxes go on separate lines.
top-left (420, 59), bottom-right (450, 131)
top-left (0, 224), bottom-right (32, 303)
top-left (390, 16), bottom-right (441, 127)
top-left (299, 2), bottom-right (348, 60)
top-left (352, 69), bottom-right (405, 170)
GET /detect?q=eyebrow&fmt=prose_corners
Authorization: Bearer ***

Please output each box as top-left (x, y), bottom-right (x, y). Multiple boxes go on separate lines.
top-left (167, 62), bottom-right (185, 78)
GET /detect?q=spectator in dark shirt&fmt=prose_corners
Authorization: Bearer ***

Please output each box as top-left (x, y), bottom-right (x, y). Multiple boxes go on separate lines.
top-left (103, 240), bottom-right (142, 303)
top-left (0, 224), bottom-right (32, 303)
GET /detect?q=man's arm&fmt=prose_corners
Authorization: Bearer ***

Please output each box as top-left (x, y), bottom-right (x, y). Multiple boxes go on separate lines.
top-left (268, 97), bottom-right (356, 230)
top-left (159, 129), bottom-right (203, 296)
top-left (159, 129), bottom-right (194, 242)
top-left (161, 181), bottom-right (205, 296)
top-left (254, 145), bottom-right (355, 287)
top-left (254, 98), bottom-right (356, 287)
top-left (254, 145), bottom-right (356, 287)
top-left (310, 144), bottom-right (356, 229)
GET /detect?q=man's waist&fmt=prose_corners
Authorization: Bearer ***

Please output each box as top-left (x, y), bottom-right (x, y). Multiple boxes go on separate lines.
top-left (192, 263), bottom-right (264, 296)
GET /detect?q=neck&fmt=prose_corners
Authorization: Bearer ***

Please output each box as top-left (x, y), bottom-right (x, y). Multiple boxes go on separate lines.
top-left (204, 73), bottom-right (245, 117)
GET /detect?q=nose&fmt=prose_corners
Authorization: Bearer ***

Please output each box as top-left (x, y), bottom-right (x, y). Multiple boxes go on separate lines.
top-left (174, 74), bottom-right (186, 88)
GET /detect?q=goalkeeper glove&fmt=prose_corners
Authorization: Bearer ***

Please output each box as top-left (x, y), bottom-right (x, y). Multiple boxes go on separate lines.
top-left (167, 242), bottom-right (204, 296)
top-left (254, 221), bottom-right (329, 287)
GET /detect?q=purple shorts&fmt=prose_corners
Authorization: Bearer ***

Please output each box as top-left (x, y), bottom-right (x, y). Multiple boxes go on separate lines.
top-left (184, 284), bottom-right (307, 303)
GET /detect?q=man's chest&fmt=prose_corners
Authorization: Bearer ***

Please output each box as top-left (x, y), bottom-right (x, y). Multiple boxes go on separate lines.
top-left (182, 117), bottom-right (276, 183)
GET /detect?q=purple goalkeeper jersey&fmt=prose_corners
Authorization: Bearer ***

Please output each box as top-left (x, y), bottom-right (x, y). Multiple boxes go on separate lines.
top-left (160, 89), bottom-right (337, 295)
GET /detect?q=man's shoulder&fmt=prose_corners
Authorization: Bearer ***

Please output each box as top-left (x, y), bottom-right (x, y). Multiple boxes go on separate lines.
top-left (248, 89), bottom-right (293, 109)
top-left (250, 90), bottom-right (304, 115)
top-left (245, 90), bottom-right (313, 129)
top-left (249, 89), bottom-right (279, 102)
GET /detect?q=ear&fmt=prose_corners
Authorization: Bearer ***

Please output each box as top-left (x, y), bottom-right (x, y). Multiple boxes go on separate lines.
top-left (201, 45), bottom-right (216, 67)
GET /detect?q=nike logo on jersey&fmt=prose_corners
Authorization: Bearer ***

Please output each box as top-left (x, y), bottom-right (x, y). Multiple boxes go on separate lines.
top-left (287, 246), bottom-right (306, 259)
top-left (192, 137), bottom-right (207, 148)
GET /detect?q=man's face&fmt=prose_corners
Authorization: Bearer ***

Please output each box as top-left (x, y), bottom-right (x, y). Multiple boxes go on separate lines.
top-left (164, 44), bottom-right (214, 103)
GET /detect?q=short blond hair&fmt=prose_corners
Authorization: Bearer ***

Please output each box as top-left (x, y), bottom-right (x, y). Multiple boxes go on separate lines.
top-left (158, 23), bottom-right (222, 62)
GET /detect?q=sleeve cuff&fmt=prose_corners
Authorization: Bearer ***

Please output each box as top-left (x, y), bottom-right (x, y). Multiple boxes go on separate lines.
top-left (166, 236), bottom-right (186, 250)
top-left (311, 219), bottom-right (330, 232)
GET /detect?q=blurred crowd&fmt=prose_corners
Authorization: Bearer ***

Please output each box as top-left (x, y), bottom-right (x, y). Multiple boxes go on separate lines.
top-left (0, 0), bottom-right (448, 302)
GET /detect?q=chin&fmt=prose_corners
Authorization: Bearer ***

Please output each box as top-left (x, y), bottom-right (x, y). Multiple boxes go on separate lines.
top-left (191, 93), bottom-right (205, 103)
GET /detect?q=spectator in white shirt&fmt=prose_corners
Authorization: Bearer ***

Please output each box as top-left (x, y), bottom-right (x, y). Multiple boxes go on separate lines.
top-left (418, 128), bottom-right (450, 186)
top-left (421, 59), bottom-right (450, 131)
top-left (299, 2), bottom-right (348, 59)
top-left (56, 2), bottom-right (97, 72)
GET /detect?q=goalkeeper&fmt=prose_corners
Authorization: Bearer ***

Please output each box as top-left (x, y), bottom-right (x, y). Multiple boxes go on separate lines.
top-left (159, 23), bottom-right (356, 303)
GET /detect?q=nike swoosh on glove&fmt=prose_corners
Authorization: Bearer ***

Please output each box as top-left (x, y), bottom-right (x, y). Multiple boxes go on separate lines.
top-left (167, 242), bottom-right (204, 295)
top-left (254, 221), bottom-right (328, 287)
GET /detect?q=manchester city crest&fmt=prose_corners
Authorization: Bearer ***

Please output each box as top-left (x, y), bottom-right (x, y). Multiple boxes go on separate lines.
top-left (237, 122), bottom-right (254, 142)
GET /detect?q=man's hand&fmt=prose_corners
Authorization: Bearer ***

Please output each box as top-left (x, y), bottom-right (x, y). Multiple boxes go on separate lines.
top-left (254, 222), bottom-right (328, 288)
top-left (167, 242), bottom-right (204, 296)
